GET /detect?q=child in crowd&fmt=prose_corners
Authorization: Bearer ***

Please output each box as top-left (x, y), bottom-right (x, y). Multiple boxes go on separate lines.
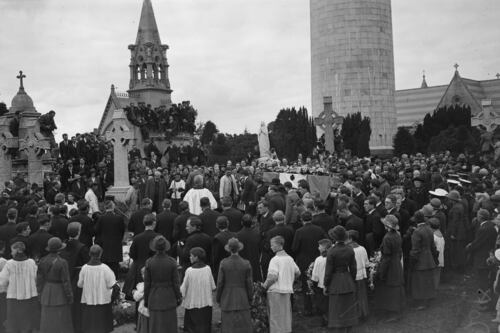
top-left (310, 238), bottom-right (332, 326)
top-left (429, 218), bottom-right (445, 289)
top-left (347, 230), bottom-right (370, 319)
top-left (133, 267), bottom-right (149, 333)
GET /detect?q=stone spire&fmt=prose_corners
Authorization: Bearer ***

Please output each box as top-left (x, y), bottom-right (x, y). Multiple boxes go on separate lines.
top-left (421, 70), bottom-right (428, 88)
top-left (128, 0), bottom-right (172, 107)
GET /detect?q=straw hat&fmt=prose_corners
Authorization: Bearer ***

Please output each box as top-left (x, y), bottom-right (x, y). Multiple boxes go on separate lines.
top-left (381, 215), bottom-right (399, 230)
top-left (428, 188), bottom-right (448, 197)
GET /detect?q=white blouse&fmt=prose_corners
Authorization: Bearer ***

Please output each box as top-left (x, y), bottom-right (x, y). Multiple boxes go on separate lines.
top-left (434, 234), bottom-right (445, 267)
top-left (180, 265), bottom-right (215, 309)
top-left (0, 258), bottom-right (38, 299)
top-left (78, 263), bottom-right (116, 305)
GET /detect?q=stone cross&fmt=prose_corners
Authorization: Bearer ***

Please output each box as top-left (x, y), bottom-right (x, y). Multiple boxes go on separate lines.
top-left (314, 96), bottom-right (344, 153)
top-left (471, 100), bottom-right (500, 132)
top-left (496, 73), bottom-right (500, 79)
top-left (19, 131), bottom-right (50, 186)
top-left (454, 63), bottom-right (459, 71)
top-left (16, 70), bottom-right (26, 89)
top-left (106, 110), bottom-right (134, 187)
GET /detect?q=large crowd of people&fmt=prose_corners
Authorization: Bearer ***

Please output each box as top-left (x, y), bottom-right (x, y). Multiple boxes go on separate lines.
top-left (1, 133), bottom-right (500, 333)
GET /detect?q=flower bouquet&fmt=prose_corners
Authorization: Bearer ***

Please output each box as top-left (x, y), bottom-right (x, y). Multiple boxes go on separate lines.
top-left (367, 250), bottom-right (382, 290)
top-left (251, 282), bottom-right (269, 333)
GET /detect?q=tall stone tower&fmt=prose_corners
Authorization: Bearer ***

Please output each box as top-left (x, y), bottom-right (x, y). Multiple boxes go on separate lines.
top-left (128, 0), bottom-right (172, 107)
top-left (310, 0), bottom-right (397, 152)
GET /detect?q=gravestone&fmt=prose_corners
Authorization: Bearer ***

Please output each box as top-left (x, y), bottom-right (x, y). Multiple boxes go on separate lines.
top-left (314, 96), bottom-right (344, 153)
top-left (105, 109), bottom-right (134, 202)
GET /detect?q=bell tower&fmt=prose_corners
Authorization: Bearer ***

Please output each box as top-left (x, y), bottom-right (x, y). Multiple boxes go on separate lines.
top-left (128, 0), bottom-right (172, 107)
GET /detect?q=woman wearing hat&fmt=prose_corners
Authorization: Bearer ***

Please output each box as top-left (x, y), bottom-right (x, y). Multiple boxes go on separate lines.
top-left (0, 241), bottom-right (40, 333)
top-left (324, 225), bottom-right (359, 330)
top-left (144, 235), bottom-right (182, 333)
top-left (78, 245), bottom-right (116, 333)
top-left (374, 215), bottom-right (405, 322)
top-left (216, 237), bottom-right (253, 333)
top-left (446, 190), bottom-right (467, 272)
top-left (37, 237), bottom-right (74, 333)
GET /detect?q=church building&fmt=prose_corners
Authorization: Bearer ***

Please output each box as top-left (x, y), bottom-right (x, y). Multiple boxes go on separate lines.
top-left (97, 0), bottom-right (172, 136)
top-left (396, 66), bottom-right (500, 128)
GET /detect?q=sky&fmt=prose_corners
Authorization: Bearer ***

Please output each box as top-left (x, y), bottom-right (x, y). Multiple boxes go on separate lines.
top-left (0, 0), bottom-right (499, 138)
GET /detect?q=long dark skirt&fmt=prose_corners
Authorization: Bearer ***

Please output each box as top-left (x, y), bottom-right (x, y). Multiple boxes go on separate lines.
top-left (81, 303), bottom-right (113, 333)
top-left (374, 282), bottom-right (405, 312)
top-left (327, 292), bottom-right (359, 328)
top-left (185, 306), bottom-right (212, 333)
top-left (221, 309), bottom-right (252, 333)
top-left (149, 308), bottom-right (177, 333)
top-left (136, 313), bottom-right (149, 333)
top-left (40, 304), bottom-right (73, 333)
top-left (356, 279), bottom-right (369, 318)
top-left (411, 269), bottom-right (436, 300)
top-left (6, 297), bottom-right (40, 332)
top-left (0, 293), bottom-right (5, 333)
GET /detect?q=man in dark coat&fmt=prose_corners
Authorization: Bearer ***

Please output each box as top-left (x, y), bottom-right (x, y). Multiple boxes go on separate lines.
top-left (59, 222), bottom-right (90, 333)
top-left (0, 208), bottom-right (18, 258)
top-left (338, 203), bottom-right (365, 246)
top-left (182, 217), bottom-right (212, 270)
top-left (237, 214), bottom-right (262, 282)
top-left (292, 211), bottom-right (327, 315)
top-left (128, 198), bottom-right (153, 236)
top-left (155, 199), bottom-right (178, 243)
top-left (212, 216), bottom-right (236, 280)
top-left (60, 160), bottom-right (77, 192)
top-left (144, 172), bottom-right (168, 213)
top-left (221, 196), bottom-right (243, 233)
top-left (373, 191), bottom-right (388, 218)
top-left (466, 209), bottom-right (497, 306)
top-left (257, 200), bottom-right (275, 239)
top-left (49, 205), bottom-right (69, 241)
top-left (172, 201), bottom-right (194, 244)
top-left (28, 214), bottom-right (53, 262)
top-left (266, 186), bottom-right (285, 214)
top-left (261, 210), bottom-right (294, 278)
top-left (240, 169), bottom-right (257, 213)
top-left (313, 201), bottom-right (336, 234)
top-left (199, 197), bottom-right (220, 238)
top-left (68, 200), bottom-right (94, 248)
top-left (94, 200), bottom-right (125, 276)
top-left (409, 177), bottom-right (429, 209)
top-left (364, 196), bottom-right (383, 256)
top-left (59, 133), bottom-right (71, 161)
top-left (126, 214), bottom-right (159, 298)
top-left (70, 174), bottom-right (86, 201)
top-left (401, 193), bottom-right (418, 217)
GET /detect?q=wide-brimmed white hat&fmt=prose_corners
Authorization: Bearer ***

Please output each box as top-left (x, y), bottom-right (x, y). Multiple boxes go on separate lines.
top-left (429, 188), bottom-right (448, 197)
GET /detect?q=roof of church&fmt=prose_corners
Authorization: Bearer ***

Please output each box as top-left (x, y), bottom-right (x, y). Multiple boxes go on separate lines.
top-left (136, 0), bottom-right (161, 45)
top-left (97, 86), bottom-right (133, 134)
top-left (396, 70), bottom-right (500, 127)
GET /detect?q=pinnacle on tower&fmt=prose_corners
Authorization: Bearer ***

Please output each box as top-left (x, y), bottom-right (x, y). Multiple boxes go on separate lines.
top-left (421, 71), bottom-right (428, 88)
top-left (136, 0), bottom-right (161, 45)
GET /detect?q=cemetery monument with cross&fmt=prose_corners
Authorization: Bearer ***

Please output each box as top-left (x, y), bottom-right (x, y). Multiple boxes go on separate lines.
top-left (0, 71), bottom-right (55, 190)
top-left (314, 96), bottom-right (344, 153)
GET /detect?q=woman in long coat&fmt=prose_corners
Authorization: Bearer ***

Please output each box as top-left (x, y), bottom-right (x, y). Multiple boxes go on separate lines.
top-left (144, 235), bottom-right (182, 333)
top-left (374, 215), bottom-right (405, 322)
top-left (216, 238), bottom-right (253, 333)
top-left (324, 226), bottom-right (359, 331)
top-left (0, 241), bottom-right (40, 333)
top-left (37, 237), bottom-right (74, 333)
top-left (78, 245), bottom-right (116, 333)
top-left (409, 218), bottom-right (437, 309)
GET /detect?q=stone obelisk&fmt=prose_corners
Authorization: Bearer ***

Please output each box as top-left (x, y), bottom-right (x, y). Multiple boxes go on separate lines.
top-left (310, 0), bottom-right (397, 154)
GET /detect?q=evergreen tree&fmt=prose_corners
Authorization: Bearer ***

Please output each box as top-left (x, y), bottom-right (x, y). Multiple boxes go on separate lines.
top-left (0, 102), bottom-right (7, 117)
top-left (393, 127), bottom-right (416, 156)
top-left (357, 116), bottom-right (371, 157)
top-left (200, 121), bottom-right (218, 145)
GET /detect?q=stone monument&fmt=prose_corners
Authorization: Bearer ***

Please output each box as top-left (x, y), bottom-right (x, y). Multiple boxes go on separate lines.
top-left (314, 96), bottom-right (344, 153)
top-left (0, 71), bottom-right (53, 190)
top-left (310, 0), bottom-right (397, 154)
top-left (105, 109), bottom-right (134, 202)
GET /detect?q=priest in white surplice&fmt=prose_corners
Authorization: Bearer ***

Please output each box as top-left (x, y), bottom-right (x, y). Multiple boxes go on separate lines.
top-left (183, 175), bottom-right (218, 215)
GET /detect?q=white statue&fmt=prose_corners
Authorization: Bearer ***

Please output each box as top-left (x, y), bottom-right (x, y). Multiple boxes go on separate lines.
top-left (258, 121), bottom-right (271, 159)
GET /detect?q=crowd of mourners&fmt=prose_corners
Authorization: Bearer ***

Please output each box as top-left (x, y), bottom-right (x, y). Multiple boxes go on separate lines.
top-left (2, 133), bottom-right (500, 333)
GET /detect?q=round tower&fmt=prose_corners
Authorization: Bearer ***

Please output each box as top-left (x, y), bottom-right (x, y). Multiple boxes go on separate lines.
top-left (310, 0), bottom-right (396, 152)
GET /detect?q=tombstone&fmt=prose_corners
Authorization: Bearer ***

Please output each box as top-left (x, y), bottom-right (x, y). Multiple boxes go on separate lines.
top-left (314, 96), bottom-right (344, 153)
top-left (471, 99), bottom-right (500, 132)
top-left (105, 109), bottom-right (134, 202)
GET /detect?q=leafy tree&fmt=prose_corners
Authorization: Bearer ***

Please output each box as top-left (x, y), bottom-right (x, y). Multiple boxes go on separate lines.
top-left (393, 127), bottom-right (416, 156)
top-left (211, 133), bottom-right (229, 156)
top-left (200, 121), bottom-right (218, 145)
top-left (269, 107), bottom-right (316, 160)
